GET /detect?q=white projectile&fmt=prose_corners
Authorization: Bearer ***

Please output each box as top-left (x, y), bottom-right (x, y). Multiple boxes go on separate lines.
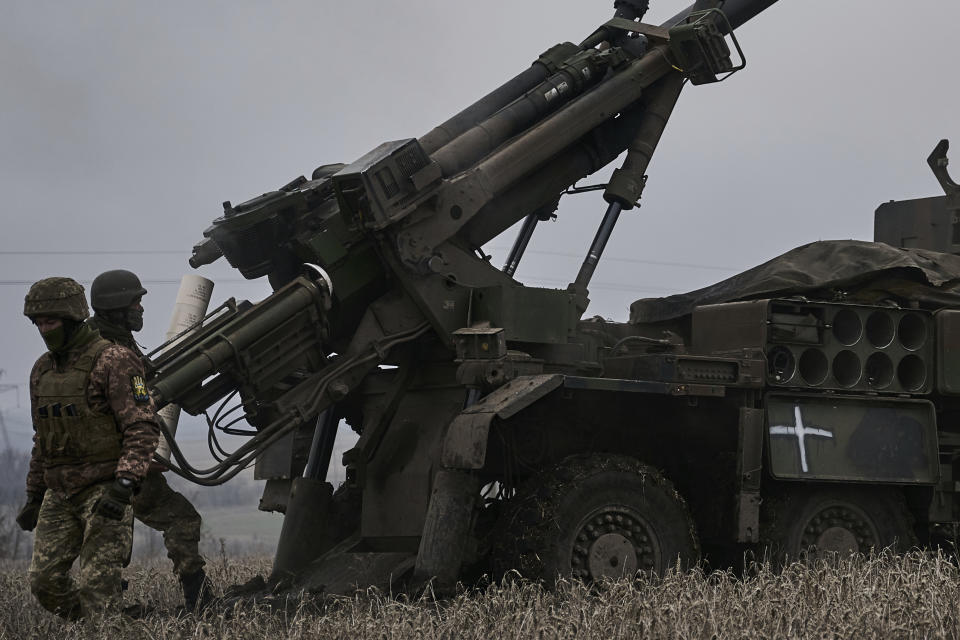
top-left (155, 274), bottom-right (214, 463)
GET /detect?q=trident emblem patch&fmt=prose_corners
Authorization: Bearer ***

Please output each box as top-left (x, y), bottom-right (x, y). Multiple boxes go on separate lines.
top-left (131, 375), bottom-right (149, 403)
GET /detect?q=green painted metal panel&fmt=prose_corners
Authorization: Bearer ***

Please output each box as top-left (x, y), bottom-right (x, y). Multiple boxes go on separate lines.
top-left (766, 393), bottom-right (938, 484)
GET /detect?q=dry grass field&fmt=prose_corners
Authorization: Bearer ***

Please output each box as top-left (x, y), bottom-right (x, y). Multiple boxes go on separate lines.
top-left (2, 551), bottom-right (960, 639)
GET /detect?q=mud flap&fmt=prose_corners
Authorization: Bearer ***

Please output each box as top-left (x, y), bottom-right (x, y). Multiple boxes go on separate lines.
top-left (406, 376), bottom-right (563, 589)
top-left (441, 374), bottom-right (563, 469)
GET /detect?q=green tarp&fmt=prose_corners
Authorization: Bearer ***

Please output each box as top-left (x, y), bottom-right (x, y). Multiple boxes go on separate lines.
top-left (629, 240), bottom-right (960, 324)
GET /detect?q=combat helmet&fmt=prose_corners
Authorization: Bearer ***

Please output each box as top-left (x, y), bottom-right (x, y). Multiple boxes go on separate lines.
top-left (90, 269), bottom-right (147, 310)
top-left (23, 277), bottom-right (90, 321)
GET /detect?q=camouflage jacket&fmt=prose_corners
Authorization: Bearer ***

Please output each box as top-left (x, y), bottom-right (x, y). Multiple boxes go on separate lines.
top-left (27, 325), bottom-right (160, 497)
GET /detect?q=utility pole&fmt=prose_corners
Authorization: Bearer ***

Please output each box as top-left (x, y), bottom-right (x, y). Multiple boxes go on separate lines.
top-left (0, 370), bottom-right (20, 452)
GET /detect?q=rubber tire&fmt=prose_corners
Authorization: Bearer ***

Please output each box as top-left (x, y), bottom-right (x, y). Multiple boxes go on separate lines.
top-left (761, 486), bottom-right (917, 564)
top-left (491, 453), bottom-right (699, 583)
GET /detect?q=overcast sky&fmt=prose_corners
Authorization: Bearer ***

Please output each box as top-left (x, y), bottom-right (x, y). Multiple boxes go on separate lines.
top-left (1, 0), bottom-right (958, 451)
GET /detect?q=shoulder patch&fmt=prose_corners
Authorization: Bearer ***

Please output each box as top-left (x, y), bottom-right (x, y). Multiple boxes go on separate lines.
top-left (131, 375), bottom-right (150, 402)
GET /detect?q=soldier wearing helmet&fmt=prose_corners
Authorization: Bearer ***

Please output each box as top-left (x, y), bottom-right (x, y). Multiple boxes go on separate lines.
top-left (88, 270), bottom-right (148, 355)
top-left (18, 277), bottom-right (160, 619)
top-left (87, 269), bottom-right (211, 611)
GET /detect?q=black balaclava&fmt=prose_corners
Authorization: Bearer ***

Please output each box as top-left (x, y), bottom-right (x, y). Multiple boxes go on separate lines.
top-left (100, 307), bottom-right (143, 332)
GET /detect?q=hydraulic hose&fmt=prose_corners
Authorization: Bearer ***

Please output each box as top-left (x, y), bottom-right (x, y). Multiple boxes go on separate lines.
top-left (156, 321), bottom-right (431, 485)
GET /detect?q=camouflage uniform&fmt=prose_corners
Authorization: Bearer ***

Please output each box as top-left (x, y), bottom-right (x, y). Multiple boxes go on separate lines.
top-left (88, 314), bottom-right (206, 579)
top-left (29, 481), bottom-right (134, 618)
top-left (22, 278), bottom-right (160, 619)
top-left (25, 329), bottom-right (160, 496)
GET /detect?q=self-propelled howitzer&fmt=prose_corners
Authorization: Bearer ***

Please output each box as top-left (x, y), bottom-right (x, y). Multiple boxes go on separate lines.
top-left (146, 0), bottom-right (816, 592)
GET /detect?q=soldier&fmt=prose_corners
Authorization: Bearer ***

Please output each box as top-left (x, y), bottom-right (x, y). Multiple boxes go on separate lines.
top-left (88, 269), bottom-right (211, 611)
top-left (16, 277), bottom-right (160, 619)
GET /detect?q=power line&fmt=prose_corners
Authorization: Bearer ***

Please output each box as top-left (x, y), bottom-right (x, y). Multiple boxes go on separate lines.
top-left (0, 247), bottom-right (739, 272)
top-left (0, 279), bottom-right (253, 286)
top-left (0, 248), bottom-right (719, 292)
top-left (0, 278), bottom-right (680, 295)
top-left (0, 250), bottom-right (185, 256)
top-left (486, 246), bottom-right (738, 271)
top-left (0, 371), bottom-right (20, 451)
top-left (520, 275), bottom-right (677, 294)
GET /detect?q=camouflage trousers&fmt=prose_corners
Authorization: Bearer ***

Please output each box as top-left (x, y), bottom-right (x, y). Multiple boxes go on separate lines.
top-left (132, 471), bottom-right (204, 577)
top-left (28, 481), bottom-right (133, 619)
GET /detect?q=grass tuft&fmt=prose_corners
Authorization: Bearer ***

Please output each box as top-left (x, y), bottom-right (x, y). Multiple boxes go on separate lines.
top-left (2, 551), bottom-right (960, 639)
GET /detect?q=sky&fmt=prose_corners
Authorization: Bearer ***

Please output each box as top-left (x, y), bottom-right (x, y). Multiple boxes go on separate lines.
top-left (1, 0), bottom-right (958, 457)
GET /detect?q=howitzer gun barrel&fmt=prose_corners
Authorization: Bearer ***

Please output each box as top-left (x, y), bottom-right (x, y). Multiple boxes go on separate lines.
top-left (429, 47), bottom-right (611, 178)
top-left (441, 0), bottom-right (780, 250)
top-left (417, 2), bottom-right (656, 158)
top-left (419, 62), bottom-right (560, 156)
top-left (474, 0), bottom-right (780, 200)
top-left (462, 97), bottom-right (651, 247)
top-left (426, 0), bottom-right (776, 192)
top-left (666, 0), bottom-right (779, 29)
top-left (471, 48), bottom-right (673, 200)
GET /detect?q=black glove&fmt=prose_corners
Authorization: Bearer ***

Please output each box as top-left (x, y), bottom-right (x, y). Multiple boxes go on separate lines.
top-left (16, 494), bottom-right (43, 531)
top-left (93, 478), bottom-right (136, 521)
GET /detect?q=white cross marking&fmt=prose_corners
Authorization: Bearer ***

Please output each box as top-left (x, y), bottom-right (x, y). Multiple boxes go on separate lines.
top-left (769, 404), bottom-right (833, 473)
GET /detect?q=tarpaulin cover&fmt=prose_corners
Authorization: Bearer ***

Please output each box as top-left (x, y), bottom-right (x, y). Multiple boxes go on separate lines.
top-left (629, 240), bottom-right (960, 324)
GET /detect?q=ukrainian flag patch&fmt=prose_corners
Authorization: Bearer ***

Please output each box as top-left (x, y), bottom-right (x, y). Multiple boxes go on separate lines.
top-left (131, 375), bottom-right (150, 402)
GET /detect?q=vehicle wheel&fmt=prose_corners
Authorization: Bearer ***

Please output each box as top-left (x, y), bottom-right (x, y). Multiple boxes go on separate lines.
top-left (491, 453), bottom-right (699, 583)
top-left (761, 486), bottom-right (917, 563)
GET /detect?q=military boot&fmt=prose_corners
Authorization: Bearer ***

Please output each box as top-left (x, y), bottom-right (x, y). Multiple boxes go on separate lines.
top-left (180, 568), bottom-right (213, 611)
top-left (56, 602), bottom-right (82, 622)
top-left (121, 602), bottom-right (153, 619)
